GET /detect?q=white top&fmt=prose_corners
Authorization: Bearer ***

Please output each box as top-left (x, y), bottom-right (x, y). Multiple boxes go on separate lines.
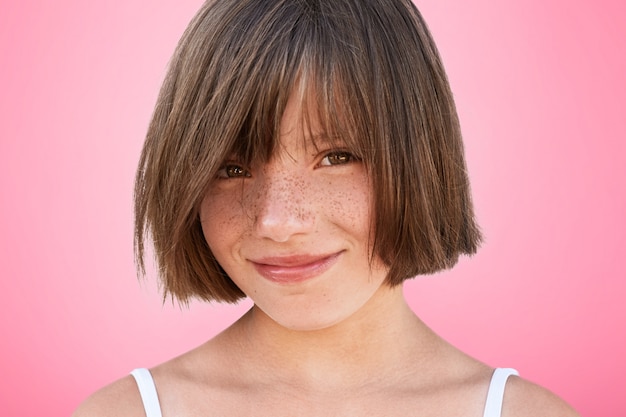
top-left (130, 368), bottom-right (162, 417)
top-left (483, 368), bottom-right (519, 417)
top-left (130, 367), bottom-right (519, 417)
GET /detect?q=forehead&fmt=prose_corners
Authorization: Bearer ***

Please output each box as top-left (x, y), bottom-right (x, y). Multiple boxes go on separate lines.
top-left (278, 83), bottom-right (341, 144)
top-left (230, 76), bottom-right (361, 164)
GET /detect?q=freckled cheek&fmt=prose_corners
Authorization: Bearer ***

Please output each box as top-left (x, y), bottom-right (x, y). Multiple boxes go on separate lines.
top-left (199, 191), bottom-right (248, 241)
top-left (320, 176), bottom-right (372, 233)
top-left (202, 175), bottom-right (373, 236)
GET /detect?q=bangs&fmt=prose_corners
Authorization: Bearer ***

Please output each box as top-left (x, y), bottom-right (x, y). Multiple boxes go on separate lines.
top-left (214, 1), bottom-right (373, 170)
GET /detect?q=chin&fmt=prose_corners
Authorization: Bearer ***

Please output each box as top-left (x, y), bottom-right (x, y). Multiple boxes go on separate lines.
top-left (266, 307), bottom-right (355, 333)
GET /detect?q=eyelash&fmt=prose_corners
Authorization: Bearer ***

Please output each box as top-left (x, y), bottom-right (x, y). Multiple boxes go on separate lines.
top-left (216, 164), bottom-right (251, 179)
top-left (318, 151), bottom-right (359, 167)
top-left (215, 151), bottom-right (359, 179)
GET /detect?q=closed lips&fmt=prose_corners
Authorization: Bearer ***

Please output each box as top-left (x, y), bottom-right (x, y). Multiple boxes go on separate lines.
top-left (250, 252), bottom-right (343, 284)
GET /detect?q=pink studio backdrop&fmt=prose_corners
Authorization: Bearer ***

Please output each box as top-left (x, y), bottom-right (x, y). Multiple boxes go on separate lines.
top-left (1, 1), bottom-right (624, 415)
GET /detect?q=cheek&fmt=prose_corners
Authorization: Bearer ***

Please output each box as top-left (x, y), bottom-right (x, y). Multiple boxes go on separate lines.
top-left (323, 174), bottom-right (372, 234)
top-left (200, 171), bottom-right (373, 243)
top-left (199, 191), bottom-right (246, 251)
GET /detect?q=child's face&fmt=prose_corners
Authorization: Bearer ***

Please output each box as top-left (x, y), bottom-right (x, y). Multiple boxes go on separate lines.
top-left (199, 88), bottom-right (389, 331)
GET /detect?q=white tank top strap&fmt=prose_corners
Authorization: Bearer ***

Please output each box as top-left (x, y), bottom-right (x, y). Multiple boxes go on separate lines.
top-left (128, 366), bottom-right (515, 417)
top-left (483, 368), bottom-right (519, 417)
top-left (130, 368), bottom-right (163, 417)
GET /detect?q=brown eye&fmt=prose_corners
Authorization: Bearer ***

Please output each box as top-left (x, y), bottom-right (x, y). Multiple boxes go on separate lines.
top-left (217, 164), bottom-right (251, 179)
top-left (320, 151), bottom-right (356, 166)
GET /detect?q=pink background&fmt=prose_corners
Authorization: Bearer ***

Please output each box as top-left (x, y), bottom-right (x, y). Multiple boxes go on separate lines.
top-left (1, 1), bottom-right (624, 415)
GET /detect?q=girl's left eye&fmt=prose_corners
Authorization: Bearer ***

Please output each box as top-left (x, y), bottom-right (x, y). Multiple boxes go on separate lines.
top-left (319, 151), bottom-right (357, 166)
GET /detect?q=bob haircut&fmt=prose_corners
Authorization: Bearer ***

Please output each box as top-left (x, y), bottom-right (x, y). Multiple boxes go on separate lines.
top-left (135, 0), bottom-right (482, 304)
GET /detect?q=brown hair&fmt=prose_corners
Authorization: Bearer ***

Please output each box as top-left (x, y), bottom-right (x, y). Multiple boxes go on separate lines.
top-left (135, 0), bottom-right (482, 304)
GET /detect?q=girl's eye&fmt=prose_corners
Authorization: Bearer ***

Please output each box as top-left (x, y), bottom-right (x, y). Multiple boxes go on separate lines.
top-left (216, 164), bottom-right (251, 179)
top-left (319, 151), bottom-right (357, 166)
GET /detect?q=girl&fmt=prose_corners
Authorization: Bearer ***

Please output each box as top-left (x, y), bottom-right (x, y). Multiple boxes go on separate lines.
top-left (75, 0), bottom-right (578, 416)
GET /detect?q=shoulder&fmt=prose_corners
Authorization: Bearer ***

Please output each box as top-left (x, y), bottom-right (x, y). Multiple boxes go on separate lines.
top-left (72, 374), bottom-right (145, 417)
top-left (502, 375), bottom-right (580, 417)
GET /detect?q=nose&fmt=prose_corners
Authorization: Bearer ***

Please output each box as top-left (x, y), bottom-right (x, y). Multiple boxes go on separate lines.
top-left (252, 169), bottom-right (316, 242)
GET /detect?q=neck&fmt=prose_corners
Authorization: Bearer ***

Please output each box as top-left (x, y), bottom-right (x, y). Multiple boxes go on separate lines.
top-left (228, 284), bottom-right (439, 391)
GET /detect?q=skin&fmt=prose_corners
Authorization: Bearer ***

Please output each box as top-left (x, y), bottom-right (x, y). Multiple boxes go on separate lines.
top-left (73, 89), bottom-right (580, 417)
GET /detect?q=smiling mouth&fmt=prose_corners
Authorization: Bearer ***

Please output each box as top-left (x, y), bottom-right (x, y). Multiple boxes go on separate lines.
top-left (250, 252), bottom-right (343, 284)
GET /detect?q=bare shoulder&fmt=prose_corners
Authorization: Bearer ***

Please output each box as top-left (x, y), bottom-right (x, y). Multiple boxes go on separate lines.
top-left (72, 374), bottom-right (144, 417)
top-left (502, 376), bottom-right (580, 417)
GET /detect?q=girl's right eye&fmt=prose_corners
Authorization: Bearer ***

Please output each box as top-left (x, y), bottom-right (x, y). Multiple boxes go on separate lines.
top-left (216, 164), bottom-right (251, 179)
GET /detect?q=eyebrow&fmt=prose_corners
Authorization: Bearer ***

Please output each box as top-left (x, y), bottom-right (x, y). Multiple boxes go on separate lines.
top-left (308, 132), bottom-right (345, 147)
